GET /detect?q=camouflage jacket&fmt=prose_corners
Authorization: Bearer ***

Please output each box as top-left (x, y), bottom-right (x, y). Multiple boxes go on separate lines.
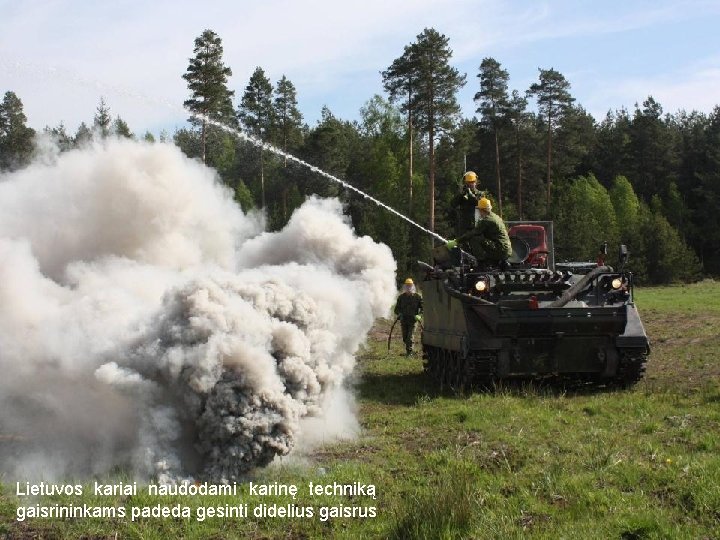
top-left (450, 186), bottom-right (484, 237)
top-left (458, 211), bottom-right (513, 259)
top-left (394, 292), bottom-right (423, 320)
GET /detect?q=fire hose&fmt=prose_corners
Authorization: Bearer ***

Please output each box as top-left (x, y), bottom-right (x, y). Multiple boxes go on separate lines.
top-left (387, 317), bottom-right (424, 351)
top-left (387, 318), bottom-right (399, 351)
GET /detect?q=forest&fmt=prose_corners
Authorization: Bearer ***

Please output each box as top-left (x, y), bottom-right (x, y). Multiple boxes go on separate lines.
top-left (1, 27), bottom-right (718, 284)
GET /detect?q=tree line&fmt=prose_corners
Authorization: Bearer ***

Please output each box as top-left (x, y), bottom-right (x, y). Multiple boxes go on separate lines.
top-left (2, 28), bottom-right (718, 284)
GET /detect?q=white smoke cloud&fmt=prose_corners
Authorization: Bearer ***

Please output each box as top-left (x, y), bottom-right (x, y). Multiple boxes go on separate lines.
top-left (0, 139), bottom-right (395, 482)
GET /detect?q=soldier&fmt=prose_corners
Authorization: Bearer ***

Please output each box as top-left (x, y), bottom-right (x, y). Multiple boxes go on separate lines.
top-left (394, 278), bottom-right (423, 356)
top-left (447, 197), bottom-right (512, 266)
top-left (450, 171), bottom-right (484, 237)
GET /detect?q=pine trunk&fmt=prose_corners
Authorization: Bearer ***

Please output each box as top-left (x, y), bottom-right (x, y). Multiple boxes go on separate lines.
top-left (282, 188), bottom-right (287, 221)
top-left (429, 123), bottom-right (436, 237)
top-left (546, 112), bottom-right (552, 213)
top-left (429, 85), bottom-right (436, 239)
top-left (260, 147), bottom-right (265, 209)
top-left (283, 114), bottom-right (288, 167)
top-left (201, 118), bottom-right (207, 164)
top-left (494, 127), bottom-right (503, 217)
top-left (408, 106), bottom-right (413, 218)
top-left (516, 126), bottom-right (523, 219)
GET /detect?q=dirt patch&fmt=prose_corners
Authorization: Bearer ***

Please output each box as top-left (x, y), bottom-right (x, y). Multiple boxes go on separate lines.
top-left (397, 427), bottom-right (450, 456)
top-left (367, 319), bottom-right (393, 342)
top-left (643, 310), bottom-right (720, 339)
top-left (642, 313), bottom-right (720, 390)
top-left (518, 510), bottom-right (551, 530)
top-left (312, 442), bottom-right (380, 463)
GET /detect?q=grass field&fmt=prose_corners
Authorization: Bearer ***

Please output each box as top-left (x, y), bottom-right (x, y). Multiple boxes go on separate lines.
top-left (1, 281), bottom-right (719, 539)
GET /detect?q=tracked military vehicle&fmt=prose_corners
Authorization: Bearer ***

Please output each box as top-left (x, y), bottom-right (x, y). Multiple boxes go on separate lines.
top-left (419, 221), bottom-right (650, 388)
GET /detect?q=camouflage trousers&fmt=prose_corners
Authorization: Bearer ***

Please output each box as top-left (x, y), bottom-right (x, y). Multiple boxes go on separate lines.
top-left (400, 319), bottom-right (417, 353)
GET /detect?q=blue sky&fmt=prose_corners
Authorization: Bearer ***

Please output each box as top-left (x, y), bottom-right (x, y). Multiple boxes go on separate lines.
top-left (1, 0), bottom-right (719, 136)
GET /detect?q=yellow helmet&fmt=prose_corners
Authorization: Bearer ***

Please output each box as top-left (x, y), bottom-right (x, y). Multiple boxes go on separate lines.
top-left (404, 277), bottom-right (414, 285)
top-left (477, 197), bottom-right (492, 211)
top-left (463, 171), bottom-right (478, 184)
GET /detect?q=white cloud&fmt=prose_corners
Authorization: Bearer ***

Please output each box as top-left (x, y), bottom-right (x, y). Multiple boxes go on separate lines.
top-left (1, 0), bottom-right (719, 133)
top-left (1, 0), bottom-right (452, 131)
top-left (583, 56), bottom-right (720, 118)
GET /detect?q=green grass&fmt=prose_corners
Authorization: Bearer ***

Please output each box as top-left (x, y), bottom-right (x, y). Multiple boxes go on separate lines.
top-left (2, 281), bottom-right (719, 538)
top-left (635, 279), bottom-right (720, 314)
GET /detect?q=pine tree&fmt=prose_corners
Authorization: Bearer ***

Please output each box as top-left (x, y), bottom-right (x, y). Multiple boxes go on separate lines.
top-left (239, 67), bottom-right (274, 137)
top-left (269, 76), bottom-right (305, 219)
top-left (113, 116), bottom-right (133, 139)
top-left (673, 109), bottom-right (708, 248)
top-left (384, 28), bottom-right (466, 235)
top-left (93, 97), bottom-right (112, 138)
top-left (238, 66), bottom-right (274, 208)
top-left (351, 95), bottom-right (409, 272)
top-left (527, 68), bottom-right (575, 211)
top-left (639, 204), bottom-right (702, 284)
top-left (592, 108), bottom-right (632, 185)
top-left (272, 75), bottom-right (303, 161)
top-left (182, 29), bottom-right (235, 163)
top-left (382, 44), bottom-right (419, 216)
top-left (475, 57), bottom-right (510, 216)
top-left (689, 106), bottom-right (720, 273)
top-left (0, 91), bottom-right (35, 170)
top-left (173, 127), bottom-right (202, 159)
top-left (504, 90), bottom-right (532, 218)
top-left (74, 122), bottom-right (92, 146)
top-left (627, 97), bottom-right (679, 203)
top-left (554, 105), bottom-right (596, 181)
top-left (44, 122), bottom-right (73, 152)
top-left (301, 106), bottom-right (358, 195)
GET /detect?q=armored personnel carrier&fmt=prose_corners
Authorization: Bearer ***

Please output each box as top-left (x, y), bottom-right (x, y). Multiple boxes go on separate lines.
top-left (420, 221), bottom-right (650, 388)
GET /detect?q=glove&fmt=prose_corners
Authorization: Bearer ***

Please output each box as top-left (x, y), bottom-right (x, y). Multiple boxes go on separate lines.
top-left (415, 314), bottom-right (422, 322)
top-left (446, 239), bottom-right (458, 250)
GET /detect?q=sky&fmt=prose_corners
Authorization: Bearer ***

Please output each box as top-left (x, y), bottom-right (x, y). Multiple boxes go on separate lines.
top-left (1, 0), bottom-right (719, 136)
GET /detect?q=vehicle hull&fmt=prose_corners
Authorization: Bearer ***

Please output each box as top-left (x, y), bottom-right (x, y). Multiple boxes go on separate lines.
top-left (420, 277), bottom-right (649, 386)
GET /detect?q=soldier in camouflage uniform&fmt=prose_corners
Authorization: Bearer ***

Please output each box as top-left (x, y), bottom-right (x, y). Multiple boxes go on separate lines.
top-left (450, 171), bottom-right (484, 237)
top-left (448, 197), bottom-right (512, 266)
top-left (394, 278), bottom-right (423, 356)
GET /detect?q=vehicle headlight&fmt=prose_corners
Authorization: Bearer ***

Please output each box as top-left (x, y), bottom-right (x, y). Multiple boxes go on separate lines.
top-left (611, 277), bottom-right (623, 289)
top-left (475, 280), bottom-right (487, 292)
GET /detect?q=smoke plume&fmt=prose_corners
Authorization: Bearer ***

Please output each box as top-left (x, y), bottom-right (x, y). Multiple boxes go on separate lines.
top-left (0, 139), bottom-right (395, 482)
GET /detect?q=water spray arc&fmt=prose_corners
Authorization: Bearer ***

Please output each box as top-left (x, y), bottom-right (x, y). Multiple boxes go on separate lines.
top-left (197, 114), bottom-right (449, 245)
top-left (3, 58), bottom-right (445, 243)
